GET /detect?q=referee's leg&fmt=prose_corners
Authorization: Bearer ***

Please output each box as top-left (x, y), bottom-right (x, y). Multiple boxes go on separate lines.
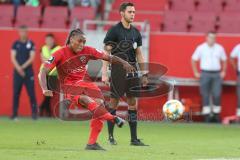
top-left (126, 97), bottom-right (147, 146)
top-left (126, 76), bottom-right (148, 146)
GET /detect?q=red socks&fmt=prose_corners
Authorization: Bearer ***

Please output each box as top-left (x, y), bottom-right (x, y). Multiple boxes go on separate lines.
top-left (88, 119), bottom-right (104, 145)
top-left (87, 101), bottom-right (116, 144)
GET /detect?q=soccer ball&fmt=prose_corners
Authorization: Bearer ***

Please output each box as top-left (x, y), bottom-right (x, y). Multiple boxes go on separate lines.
top-left (162, 99), bottom-right (185, 121)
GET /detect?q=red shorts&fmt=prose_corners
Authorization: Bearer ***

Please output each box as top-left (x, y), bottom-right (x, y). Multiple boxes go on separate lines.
top-left (61, 81), bottom-right (104, 107)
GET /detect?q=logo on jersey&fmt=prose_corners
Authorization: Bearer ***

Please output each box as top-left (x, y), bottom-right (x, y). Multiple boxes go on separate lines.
top-left (79, 56), bottom-right (87, 64)
top-left (46, 56), bottom-right (55, 64)
top-left (67, 66), bottom-right (86, 74)
top-left (26, 42), bottom-right (32, 49)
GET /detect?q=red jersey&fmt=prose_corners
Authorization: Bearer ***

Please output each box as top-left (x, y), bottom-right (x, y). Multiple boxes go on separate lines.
top-left (44, 45), bottom-right (104, 84)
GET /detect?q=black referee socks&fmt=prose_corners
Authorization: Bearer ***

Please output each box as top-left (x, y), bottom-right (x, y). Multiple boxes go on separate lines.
top-left (128, 110), bottom-right (138, 141)
top-left (107, 109), bottom-right (116, 138)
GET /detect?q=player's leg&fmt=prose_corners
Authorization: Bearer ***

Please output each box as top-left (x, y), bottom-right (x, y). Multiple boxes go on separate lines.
top-left (11, 72), bottom-right (24, 119)
top-left (107, 68), bottom-right (126, 145)
top-left (211, 73), bottom-right (222, 122)
top-left (199, 72), bottom-right (212, 122)
top-left (77, 95), bottom-right (124, 150)
top-left (24, 74), bottom-right (38, 120)
top-left (86, 118), bottom-right (105, 150)
top-left (107, 97), bottom-right (119, 145)
top-left (237, 74), bottom-right (240, 116)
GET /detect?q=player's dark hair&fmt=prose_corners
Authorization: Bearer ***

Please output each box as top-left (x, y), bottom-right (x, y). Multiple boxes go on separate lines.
top-left (119, 2), bottom-right (134, 12)
top-left (66, 29), bottom-right (85, 45)
top-left (46, 33), bottom-right (54, 38)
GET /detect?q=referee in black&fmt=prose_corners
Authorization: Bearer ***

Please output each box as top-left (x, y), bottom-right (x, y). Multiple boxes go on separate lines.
top-left (102, 2), bottom-right (148, 146)
top-left (10, 25), bottom-right (38, 120)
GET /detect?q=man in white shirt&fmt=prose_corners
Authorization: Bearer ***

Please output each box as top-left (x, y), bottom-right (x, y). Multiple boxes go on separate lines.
top-left (191, 31), bottom-right (227, 121)
top-left (230, 44), bottom-right (240, 116)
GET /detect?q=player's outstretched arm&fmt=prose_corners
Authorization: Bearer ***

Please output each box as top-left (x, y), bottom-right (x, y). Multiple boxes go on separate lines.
top-left (102, 53), bottom-right (136, 73)
top-left (38, 67), bottom-right (53, 97)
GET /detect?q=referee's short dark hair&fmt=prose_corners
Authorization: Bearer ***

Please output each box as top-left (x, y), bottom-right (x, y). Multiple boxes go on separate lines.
top-left (119, 2), bottom-right (134, 12)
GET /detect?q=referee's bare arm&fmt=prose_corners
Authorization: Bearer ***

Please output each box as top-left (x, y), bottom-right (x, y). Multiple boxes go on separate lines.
top-left (136, 47), bottom-right (146, 73)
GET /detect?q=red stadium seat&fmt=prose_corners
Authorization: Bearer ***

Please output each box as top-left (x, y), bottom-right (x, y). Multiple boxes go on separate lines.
top-left (107, 11), bottom-right (162, 31)
top-left (70, 7), bottom-right (96, 29)
top-left (190, 12), bottom-right (217, 33)
top-left (170, 0), bottom-right (195, 12)
top-left (70, 7), bottom-right (95, 22)
top-left (162, 11), bottom-right (189, 32)
top-left (0, 5), bottom-right (14, 27)
top-left (218, 12), bottom-right (240, 33)
top-left (218, 20), bottom-right (240, 33)
top-left (15, 6), bottom-right (41, 28)
top-left (196, 0), bottom-right (224, 13)
top-left (112, 0), bottom-right (167, 11)
top-left (224, 0), bottom-right (240, 11)
top-left (41, 6), bottom-right (68, 29)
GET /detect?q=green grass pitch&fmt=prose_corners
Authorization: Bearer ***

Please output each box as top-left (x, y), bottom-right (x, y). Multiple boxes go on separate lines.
top-left (0, 118), bottom-right (240, 160)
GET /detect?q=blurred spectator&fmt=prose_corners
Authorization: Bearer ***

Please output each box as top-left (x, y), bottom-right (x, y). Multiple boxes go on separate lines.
top-left (25, 0), bottom-right (39, 7)
top-left (50, 0), bottom-right (67, 6)
top-left (191, 31), bottom-right (227, 122)
top-left (13, 0), bottom-right (22, 18)
top-left (39, 0), bottom-right (49, 7)
top-left (230, 44), bottom-right (240, 116)
top-left (39, 33), bottom-right (60, 117)
top-left (81, 0), bottom-right (91, 7)
top-left (67, 0), bottom-right (101, 9)
top-left (0, 0), bottom-right (11, 3)
top-left (10, 25), bottom-right (38, 120)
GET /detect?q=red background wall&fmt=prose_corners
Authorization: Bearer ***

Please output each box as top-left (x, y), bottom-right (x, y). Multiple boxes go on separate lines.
top-left (0, 29), bottom-right (239, 120)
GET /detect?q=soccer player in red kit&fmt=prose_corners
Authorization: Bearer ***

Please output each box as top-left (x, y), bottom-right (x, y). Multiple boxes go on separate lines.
top-left (38, 29), bottom-right (136, 150)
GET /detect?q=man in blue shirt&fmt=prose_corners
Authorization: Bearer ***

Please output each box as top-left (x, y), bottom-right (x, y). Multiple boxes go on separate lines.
top-left (10, 25), bottom-right (37, 120)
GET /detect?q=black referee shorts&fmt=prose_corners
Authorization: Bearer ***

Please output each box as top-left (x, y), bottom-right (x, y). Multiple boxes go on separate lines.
top-left (110, 64), bottom-right (140, 98)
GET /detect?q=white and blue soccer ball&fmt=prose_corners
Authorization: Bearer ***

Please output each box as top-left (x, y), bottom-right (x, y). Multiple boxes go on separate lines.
top-left (163, 99), bottom-right (185, 121)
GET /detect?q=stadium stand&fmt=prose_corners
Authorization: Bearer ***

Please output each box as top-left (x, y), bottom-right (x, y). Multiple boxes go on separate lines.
top-left (108, 11), bottom-right (163, 32)
top-left (189, 12), bottom-right (217, 32)
top-left (0, 5), bottom-right (14, 27)
top-left (195, 0), bottom-right (224, 13)
top-left (162, 11), bottom-right (189, 32)
top-left (41, 6), bottom-right (68, 29)
top-left (111, 0), bottom-right (167, 11)
top-left (15, 6), bottom-right (41, 28)
top-left (218, 12), bottom-right (240, 33)
top-left (224, 0), bottom-right (240, 11)
top-left (70, 7), bottom-right (96, 28)
top-left (1, 0), bottom-right (240, 33)
top-left (169, 0), bottom-right (196, 12)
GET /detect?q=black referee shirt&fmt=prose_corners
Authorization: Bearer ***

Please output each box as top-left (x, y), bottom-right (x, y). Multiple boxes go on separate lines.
top-left (103, 22), bottom-right (142, 63)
